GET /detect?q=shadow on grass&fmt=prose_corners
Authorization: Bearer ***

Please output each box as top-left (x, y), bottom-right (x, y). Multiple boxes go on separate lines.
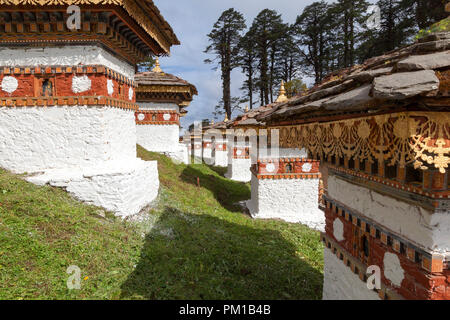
top-left (180, 166), bottom-right (250, 213)
top-left (205, 164), bottom-right (228, 177)
top-left (120, 207), bottom-right (323, 300)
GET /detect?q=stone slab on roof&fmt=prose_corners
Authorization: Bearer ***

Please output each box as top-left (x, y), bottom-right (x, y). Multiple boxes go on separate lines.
top-left (397, 51), bottom-right (450, 71)
top-left (373, 70), bottom-right (440, 100)
top-left (258, 31), bottom-right (450, 123)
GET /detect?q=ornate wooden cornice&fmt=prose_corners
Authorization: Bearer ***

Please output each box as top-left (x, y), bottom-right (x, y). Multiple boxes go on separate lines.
top-left (0, 1), bottom-right (179, 56)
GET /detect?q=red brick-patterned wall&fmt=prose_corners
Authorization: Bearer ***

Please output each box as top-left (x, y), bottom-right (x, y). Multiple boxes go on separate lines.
top-left (0, 67), bottom-right (135, 103)
top-left (324, 204), bottom-right (450, 300)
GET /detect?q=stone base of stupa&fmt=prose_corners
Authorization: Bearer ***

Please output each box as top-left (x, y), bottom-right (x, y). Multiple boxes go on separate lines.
top-left (246, 156), bottom-right (325, 231)
top-left (27, 159), bottom-right (159, 217)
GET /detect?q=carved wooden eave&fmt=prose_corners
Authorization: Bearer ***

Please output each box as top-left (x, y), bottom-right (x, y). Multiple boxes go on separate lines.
top-left (135, 71), bottom-right (198, 107)
top-left (0, 0), bottom-right (179, 57)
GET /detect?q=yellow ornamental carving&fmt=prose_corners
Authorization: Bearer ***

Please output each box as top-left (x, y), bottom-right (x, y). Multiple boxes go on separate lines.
top-left (410, 113), bottom-right (450, 173)
top-left (274, 112), bottom-right (450, 174)
top-left (333, 124), bottom-right (342, 139)
top-left (393, 116), bottom-right (410, 140)
top-left (357, 121), bottom-right (370, 140)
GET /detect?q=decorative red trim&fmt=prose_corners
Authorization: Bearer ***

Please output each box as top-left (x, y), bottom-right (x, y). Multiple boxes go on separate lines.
top-left (0, 96), bottom-right (137, 110)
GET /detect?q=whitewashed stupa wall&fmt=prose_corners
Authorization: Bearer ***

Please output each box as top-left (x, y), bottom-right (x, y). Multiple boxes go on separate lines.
top-left (212, 138), bottom-right (228, 167)
top-left (0, 44), bottom-right (159, 217)
top-left (0, 106), bottom-right (137, 173)
top-left (247, 174), bottom-right (325, 231)
top-left (225, 140), bottom-right (251, 182)
top-left (135, 102), bottom-right (185, 161)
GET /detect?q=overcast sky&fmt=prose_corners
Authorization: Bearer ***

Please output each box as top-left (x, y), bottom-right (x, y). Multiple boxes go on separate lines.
top-left (152, 0), bottom-right (374, 131)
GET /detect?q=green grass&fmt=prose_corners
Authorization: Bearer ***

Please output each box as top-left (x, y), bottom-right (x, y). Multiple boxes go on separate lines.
top-left (416, 17), bottom-right (450, 40)
top-left (0, 145), bottom-right (323, 300)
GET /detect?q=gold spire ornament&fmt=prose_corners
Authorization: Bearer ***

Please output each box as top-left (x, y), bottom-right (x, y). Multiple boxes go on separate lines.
top-left (245, 105), bottom-right (249, 113)
top-left (152, 57), bottom-right (163, 73)
top-left (224, 114), bottom-right (229, 122)
top-left (275, 80), bottom-right (288, 103)
top-left (211, 119), bottom-right (215, 125)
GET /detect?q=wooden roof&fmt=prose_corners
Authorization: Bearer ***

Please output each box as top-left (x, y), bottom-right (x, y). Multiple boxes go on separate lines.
top-left (0, 0), bottom-right (179, 55)
top-left (258, 32), bottom-right (450, 125)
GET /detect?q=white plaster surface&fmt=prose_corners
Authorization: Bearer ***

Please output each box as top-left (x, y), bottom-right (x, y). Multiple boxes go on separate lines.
top-left (0, 45), bottom-right (135, 79)
top-left (225, 158), bottom-right (251, 182)
top-left (72, 75), bottom-right (92, 93)
top-left (383, 252), bottom-right (404, 287)
top-left (247, 174), bottom-right (325, 231)
top-left (0, 106), bottom-right (137, 173)
top-left (333, 218), bottom-right (345, 242)
top-left (323, 247), bottom-right (380, 300)
top-left (27, 159), bottom-right (159, 217)
top-left (1, 76), bottom-right (18, 94)
top-left (136, 124), bottom-right (180, 153)
top-left (327, 174), bottom-right (450, 254)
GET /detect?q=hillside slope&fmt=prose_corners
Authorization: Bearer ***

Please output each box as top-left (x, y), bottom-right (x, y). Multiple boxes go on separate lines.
top-left (0, 146), bottom-right (323, 299)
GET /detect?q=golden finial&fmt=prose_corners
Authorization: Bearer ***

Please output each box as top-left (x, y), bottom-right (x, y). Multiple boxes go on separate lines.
top-left (275, 80), bottom-right (288, 103)
top-left (152, 57), bottom-right (163, 73)
top-left (224, 114), bottom-right (229, 122)
top-left (245, 105), bottom-right (249, 112)
top-left (211, 119), bottom-right (215, 125)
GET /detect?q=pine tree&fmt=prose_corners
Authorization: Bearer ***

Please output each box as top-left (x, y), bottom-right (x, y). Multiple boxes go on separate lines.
top-left (294, 1), bottom-right (334, 84)
top-left (249, 9), bottom-right (286, 105)
top-left (329, 0), bottom-right (370, 68)
top-left (204, 8), bottom-right (246, 119)
top-left (238, 31), bottom-right (257, 109)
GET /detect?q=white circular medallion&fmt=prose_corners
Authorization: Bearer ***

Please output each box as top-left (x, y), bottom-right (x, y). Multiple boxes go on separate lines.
top-left (1, 76), bottom-right (18, 94)
top-left (266, 163), bottom-right (275, 173)
top-left (302, 162), bottom-right (312, 173)
top-left (137, 113), bottom-right (145, 121)
top-left (163, 113), bottom-right (171, 121)
top-left (236, 149), bottom-right (242, 156)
